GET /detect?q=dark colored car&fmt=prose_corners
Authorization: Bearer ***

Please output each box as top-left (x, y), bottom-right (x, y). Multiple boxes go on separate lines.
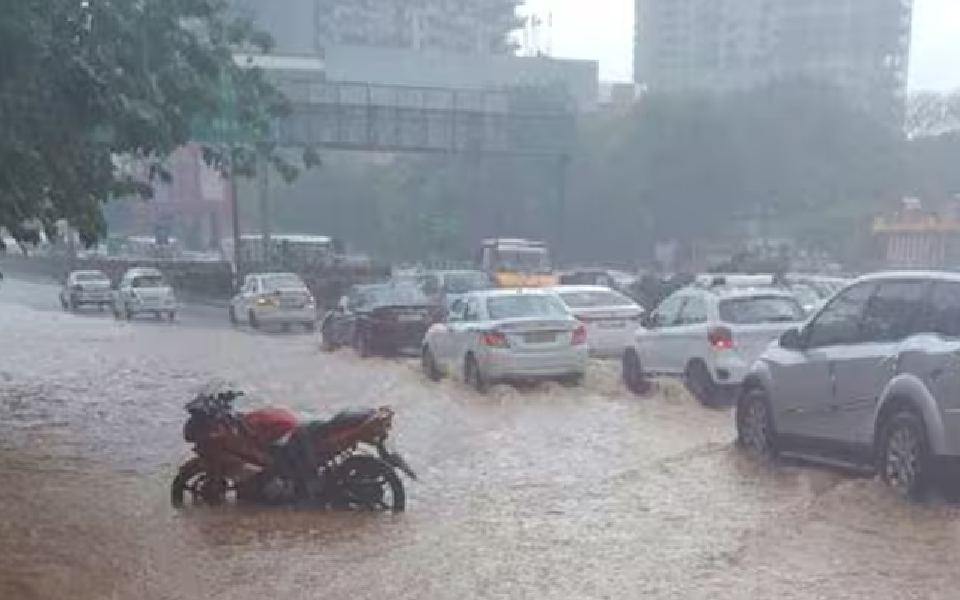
top-left (321, 283), bottom-right (438, 357)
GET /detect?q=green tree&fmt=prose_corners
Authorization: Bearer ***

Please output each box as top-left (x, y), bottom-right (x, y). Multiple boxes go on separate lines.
top-left (0, 0), bottom-right (309, 248)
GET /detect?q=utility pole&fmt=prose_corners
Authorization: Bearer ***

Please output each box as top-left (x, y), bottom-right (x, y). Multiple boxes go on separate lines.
top-left (229, 150), bottom-right (242, 288)
top-left (257, 153), bottom-right (271, 264)
top-left (555, 153), bottom-right (570, 265)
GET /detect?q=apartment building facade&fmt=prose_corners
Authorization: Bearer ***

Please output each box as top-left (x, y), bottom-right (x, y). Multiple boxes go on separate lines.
top-left (635, 0), bottom-right (913, 121)
top-left (231, 0), bottom-right (522, 56)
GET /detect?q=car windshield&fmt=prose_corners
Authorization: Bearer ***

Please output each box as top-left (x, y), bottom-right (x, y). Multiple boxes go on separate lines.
top-left (131, 275), bottom-right (165, 288)
top-left (74, 272), bottom-right (108, 283)
top-left (262, 274), bottom-right (306, 291)
top-left (487, 295), bottom-right (567, 320)
top-left (559, 289), bottom-right (634, 308)
top-left (442, 272), bottom-right (491, 293)
top-left (719, 296), bottom-right (804, 324)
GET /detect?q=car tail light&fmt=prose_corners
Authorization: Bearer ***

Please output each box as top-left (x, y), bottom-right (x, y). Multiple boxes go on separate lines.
top-left (708, 326), bottom-right (734, 350)
top-left (480, 330), bottom-right (509, 348)
top-left (572, 324), bottom-right (587, 345)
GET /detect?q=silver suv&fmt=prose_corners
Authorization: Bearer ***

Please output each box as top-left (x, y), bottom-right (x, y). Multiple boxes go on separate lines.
top-left (737, 271), bottom-right (960, 499)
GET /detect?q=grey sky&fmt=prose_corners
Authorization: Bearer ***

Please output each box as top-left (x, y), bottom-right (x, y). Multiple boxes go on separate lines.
top-left (521, 0), bottom-right (960, 91)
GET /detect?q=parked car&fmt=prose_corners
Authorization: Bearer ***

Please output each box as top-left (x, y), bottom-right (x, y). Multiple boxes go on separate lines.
top-left (321, 283), bottom-right (436, 356)
top-left (548, 285), bottom-right (644, 357)
top-left (736, 271), bottom-right (960, 499)
top-left (421, 289), bottom-right (589, 391)
top-left (229, 272), bottom-right (316, 331)
top-left (113, 267), bottom-right (177, 321)
top-left (622, 283), bottom-right (805, 405)
top-left (60, 269), bottom-right (112, 311)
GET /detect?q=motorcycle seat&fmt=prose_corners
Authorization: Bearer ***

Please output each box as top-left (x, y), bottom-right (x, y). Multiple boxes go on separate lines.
top-left (322, 409), bottom-right (376, 428)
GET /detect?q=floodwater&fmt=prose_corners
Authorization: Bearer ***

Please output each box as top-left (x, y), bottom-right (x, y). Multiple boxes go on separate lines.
top-left (2, 277), bottom-right (960, 600)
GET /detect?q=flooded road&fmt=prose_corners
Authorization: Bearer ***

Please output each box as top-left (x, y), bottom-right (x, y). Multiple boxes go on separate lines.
top-left (2, 277), bottom-right (960, 599)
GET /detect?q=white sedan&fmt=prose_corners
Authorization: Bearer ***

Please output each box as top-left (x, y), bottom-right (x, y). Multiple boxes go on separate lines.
top-left (229, 272), bottom-right (317, 331)
top-left (548, 285), bottom-right (644, 357)
top-left (421, 289), bottom-right (589, 391)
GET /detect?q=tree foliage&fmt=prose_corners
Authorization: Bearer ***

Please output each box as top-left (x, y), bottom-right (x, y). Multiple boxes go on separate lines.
top-left (0, 0), bottom-right (304, 247)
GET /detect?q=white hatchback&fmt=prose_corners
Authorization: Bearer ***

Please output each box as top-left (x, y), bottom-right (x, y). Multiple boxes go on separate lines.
top-left (421, 289), bottom-right (589, 391)
top-left (622, 285), bottom-right (805, 405)
top-left (113, 267), bottom-right (178, 321)
top-left (548, 285), bottom-right (644, 357)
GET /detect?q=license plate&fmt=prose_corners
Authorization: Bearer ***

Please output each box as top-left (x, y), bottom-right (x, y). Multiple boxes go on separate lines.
top-left (524, 331), bottom-right (556, 343)
top-left (397, 313), bottom-right (423, 322)
top-left (598, 321), bottom-right (627, 329)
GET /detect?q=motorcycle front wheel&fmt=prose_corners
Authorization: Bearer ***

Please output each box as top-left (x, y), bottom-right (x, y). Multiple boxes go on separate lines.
top-left (170, 459), bottom-right (230, 508)
top-left (332, 455), bottom-right (405, 513)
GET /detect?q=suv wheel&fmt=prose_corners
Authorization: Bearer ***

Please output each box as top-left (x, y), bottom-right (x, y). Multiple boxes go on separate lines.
top-left (685, 361), bottom-right (719, 406)
top-left (879, 410), bottom-right (930, 500)
top-left (622, 350), bottom-right (651, 395)
top-left (736, 387), bottom-right (777, 457)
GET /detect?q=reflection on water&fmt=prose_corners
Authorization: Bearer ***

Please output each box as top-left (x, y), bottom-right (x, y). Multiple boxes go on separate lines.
top-left (2, 294), bottom-right (960, 600)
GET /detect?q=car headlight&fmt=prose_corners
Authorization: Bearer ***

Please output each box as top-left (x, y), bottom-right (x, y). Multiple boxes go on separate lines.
top-left (256, 297), bottom-right (274, 307)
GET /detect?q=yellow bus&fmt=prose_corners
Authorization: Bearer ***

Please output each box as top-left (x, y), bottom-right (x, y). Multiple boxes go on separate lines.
top-left (480, 238), bottom-right (558, 288)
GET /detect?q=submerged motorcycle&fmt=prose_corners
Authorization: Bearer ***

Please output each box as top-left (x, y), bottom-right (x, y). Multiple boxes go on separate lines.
top-left (171, 386), bottom-right (416, 512)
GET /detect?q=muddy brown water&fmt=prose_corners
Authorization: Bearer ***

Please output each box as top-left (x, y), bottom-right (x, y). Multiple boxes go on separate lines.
top-left (2, 280), bottom-right (960, 599)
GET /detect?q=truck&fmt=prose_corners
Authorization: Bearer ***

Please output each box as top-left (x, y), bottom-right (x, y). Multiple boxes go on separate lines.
top-left (480, 238), bottom-right (558, 288)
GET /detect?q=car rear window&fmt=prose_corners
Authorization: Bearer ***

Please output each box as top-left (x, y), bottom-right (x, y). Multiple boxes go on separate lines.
top-left (75, 272), bottom-right (108, 282)
top-left (559, 290), bottom-right (634, 308)
top-left (131, 275), bottom-right (165, 288)
top-left (262, 274), bottom-right (306, 291)
top-left (719, 296), bottom-right (804, 324)
top-left (487, 295), bottom-right (567, 320)
top-left (365, 285), bottom-right (430, 308)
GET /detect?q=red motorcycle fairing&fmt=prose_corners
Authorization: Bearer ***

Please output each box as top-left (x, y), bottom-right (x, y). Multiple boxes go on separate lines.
top-left (242, 407), bottom-right (299, 446)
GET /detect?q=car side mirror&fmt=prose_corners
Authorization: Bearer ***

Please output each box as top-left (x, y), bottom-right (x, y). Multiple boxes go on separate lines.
top-left (640, 313), bottom-right (656, 329)
top-left (779, 327), bottom-right (803, 351)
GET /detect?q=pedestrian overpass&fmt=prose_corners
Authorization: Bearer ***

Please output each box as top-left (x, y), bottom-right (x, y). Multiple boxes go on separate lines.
top-left (242, 54), bottom-right (576, 157)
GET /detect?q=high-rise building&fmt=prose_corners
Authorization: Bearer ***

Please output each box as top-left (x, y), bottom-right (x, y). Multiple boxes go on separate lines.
top-left (231, 0), bottom-right (523, 56)
top-left (634, 0), bottom-right (913, 121)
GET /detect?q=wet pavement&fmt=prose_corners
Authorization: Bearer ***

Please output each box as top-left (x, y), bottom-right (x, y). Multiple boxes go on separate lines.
top-left (2, 276), bottom-right (960, 599)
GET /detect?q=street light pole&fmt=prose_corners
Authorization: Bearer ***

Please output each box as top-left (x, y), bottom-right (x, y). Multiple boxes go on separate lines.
top-left (229, 148), bottom-right (242, 287)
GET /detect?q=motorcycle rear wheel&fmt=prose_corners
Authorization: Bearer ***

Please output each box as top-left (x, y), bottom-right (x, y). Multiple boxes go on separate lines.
top-left (332, 455), bottom-right (405, 513)
top-left (170, 460), bottom-right (230, 508)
